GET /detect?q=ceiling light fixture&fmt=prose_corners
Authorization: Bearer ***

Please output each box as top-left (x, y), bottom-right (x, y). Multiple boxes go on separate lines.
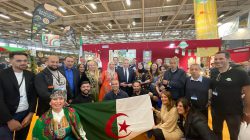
top-left (132, 21), bottom-right (136, 26)
top-left (23, 11), bottom-right (33, 17)
top-left (126, 0), bottom-right (131, 6)
top-left (219, 14), bottom-right (224, 18)
top-left (187, 16), bottom-right (192, 22)
top-left (0, 14), bottom-right (10, 19)
top-left (159, 19), bottom-right (162, 23)
top-left (58, 7), bottom-right (67, 13)
top-left (90, 3), bottom-right (97, 10)
top-left (60, 27), bottom-right (64, 30)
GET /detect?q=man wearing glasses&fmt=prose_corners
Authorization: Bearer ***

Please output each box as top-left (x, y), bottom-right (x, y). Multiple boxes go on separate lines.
top-left (0, 52), bottom-right (37, 140)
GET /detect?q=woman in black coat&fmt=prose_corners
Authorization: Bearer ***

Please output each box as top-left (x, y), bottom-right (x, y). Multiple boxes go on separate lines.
top-left (176, 97), bottom-right (217, 140)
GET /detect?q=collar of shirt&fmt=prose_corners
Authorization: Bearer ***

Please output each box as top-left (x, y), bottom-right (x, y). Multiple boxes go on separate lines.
top-left (52, 109), bottom-right (64, 122)
top-left (64, 65), bottom-right (73, 71)
top-left (190, 76), bottom-right (203, 82)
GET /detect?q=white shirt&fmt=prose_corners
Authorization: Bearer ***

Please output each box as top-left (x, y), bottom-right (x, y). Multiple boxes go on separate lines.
top-left (190, 76), bottom-right (203, 82)
top-left (123, 68), bottom-right (129, 82)
top-left (15, 72), bottom-right (29, 113)
top-left (238, 121), bottom-right (250, 140)
top-left (52, 109), bottom-right (65, 123)
top-left (50, 70), bottom-right (67, 90)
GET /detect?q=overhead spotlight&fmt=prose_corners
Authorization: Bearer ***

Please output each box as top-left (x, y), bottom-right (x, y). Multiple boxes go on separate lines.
top-left (58, 7), bottom-right (67, 13)
top-left (60, 27), bottom-right (64, 30)
top-left (0, 14), bottom-right (10, 19)
top-left (126, 0), bottom-right (131, 6)
top-left (159, 19), bottom-right (162, 23)
top-left (23, 11), bottom-right (33, 17)
top-left (219, 14), bottom-right (224, 18)
top-left (132, 21), bottom-right (136, 26)
top-left (187, 16), bottom-right (192, 22)
top-left (90, 3), bottom-right (97, 10)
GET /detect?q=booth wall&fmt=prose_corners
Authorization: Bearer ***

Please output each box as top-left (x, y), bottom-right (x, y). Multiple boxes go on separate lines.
top-left (82, 39), bottom-right (221, 71)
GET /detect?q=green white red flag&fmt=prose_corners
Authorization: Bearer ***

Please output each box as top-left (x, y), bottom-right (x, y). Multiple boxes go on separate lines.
top-left (72, 94), bottom-right (154, 140)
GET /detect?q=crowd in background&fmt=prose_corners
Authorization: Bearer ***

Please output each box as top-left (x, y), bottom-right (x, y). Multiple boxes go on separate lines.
top-left (0, 51), bottom-right (250, 140)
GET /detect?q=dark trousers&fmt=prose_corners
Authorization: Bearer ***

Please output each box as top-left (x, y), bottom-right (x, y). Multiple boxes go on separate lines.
top-left (152, 128), bottom-right (165, 140)
top-left (0, 110), bottom-right (30, 140)
top-left (211, 109), bottom-right (241, 140)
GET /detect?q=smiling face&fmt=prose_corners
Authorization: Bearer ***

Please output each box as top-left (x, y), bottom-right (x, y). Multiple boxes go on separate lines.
top-left (138, 63), bottom-right (143, 70)
top-left (190, 64), bottom-right (201, 78)
top-left (109, 61), bottom-right (115, 70)
top-left (50, 97), bottom-right (65, 112)
top-left (87, 61), bottom-right (97, 71)
top-left (161, 93), bottom-right (169, 106)
top-left (64, 57), bottom-right (74, 69)
top-left (47, 55), bottom-right (59, 70)
top-left (177, 101), bottom-right (185, 115)
top-left (78, 64), bottom-right (85, 73)
top-left (80, 83), bottom-right (91, 95)
top-left (214, 53), bottom-right (229, 69)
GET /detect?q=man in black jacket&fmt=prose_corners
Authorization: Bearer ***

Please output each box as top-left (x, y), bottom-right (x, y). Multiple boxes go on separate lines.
top-left (0, 52), bottom-right (36, 140)
top-left (163, 57), bottom-right (186, 100)
top-left (35, 55), bottom-right (72, 116)
top-left (71, 81), bottom-right (94, 104)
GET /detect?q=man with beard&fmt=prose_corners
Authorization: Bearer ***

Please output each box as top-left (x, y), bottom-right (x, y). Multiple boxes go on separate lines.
top-left (34, 55), bottom-right (72, 116)
top-left (0, 52), bottom-right (36, 140)
top-left (103, 79), bottom-right (128, 100)
top-left (132, 81), bottom-right (158, 107)
top-left (71, 81), bottom-right (94, 104)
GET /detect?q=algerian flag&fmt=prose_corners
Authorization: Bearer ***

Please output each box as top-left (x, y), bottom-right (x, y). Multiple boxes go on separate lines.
top-left (71, 94), bottom-right (154, 140)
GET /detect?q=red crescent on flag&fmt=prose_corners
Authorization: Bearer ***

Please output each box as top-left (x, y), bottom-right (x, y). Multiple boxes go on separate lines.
top-left (105, 113), bottom-right (132, 139)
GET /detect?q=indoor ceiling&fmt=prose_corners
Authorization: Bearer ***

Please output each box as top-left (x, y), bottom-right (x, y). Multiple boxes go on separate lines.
top-left (0, 0), bottom-right (250, 46)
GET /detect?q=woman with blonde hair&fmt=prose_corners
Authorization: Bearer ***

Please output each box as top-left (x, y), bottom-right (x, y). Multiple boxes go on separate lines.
top-left (99, 61), bottom-right (118, 101)
top-left (79, 60), bottom-right (100, 102)
top-left (151, 91), bottom-right (183, 140)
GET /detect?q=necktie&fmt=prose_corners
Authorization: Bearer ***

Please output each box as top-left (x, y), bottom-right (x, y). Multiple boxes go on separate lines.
top-left (124, 69), bottom-right (128, 83)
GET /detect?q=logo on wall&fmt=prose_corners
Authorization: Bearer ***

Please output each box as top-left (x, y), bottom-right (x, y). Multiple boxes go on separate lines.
top-left (41, 34), bottom-right (60, 47)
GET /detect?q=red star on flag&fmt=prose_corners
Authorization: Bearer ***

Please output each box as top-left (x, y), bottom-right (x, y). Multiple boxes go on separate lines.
top-left (119, 120), bottom-right (130, 133)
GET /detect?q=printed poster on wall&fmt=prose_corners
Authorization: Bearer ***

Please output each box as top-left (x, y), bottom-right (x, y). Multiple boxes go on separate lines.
top-left (143, 51), bottom-right (152, 63)
top-left (41, 34), bottom-right (60, 47)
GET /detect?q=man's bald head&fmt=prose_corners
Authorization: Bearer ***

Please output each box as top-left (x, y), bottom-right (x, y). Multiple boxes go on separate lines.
top-left (47, 55), bottom-right (59, 71)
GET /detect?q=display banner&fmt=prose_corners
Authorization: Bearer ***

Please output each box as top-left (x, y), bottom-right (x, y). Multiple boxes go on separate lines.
top-left (31, 3), bottom-right (62, 39)
top-left (64, 26), bottom-right (78, 48)
top-left (194, 0), bottom-right (218, 39)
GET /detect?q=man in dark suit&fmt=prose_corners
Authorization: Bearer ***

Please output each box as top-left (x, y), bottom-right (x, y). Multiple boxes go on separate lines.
top-left (59, 56), bottom-right (80, 99)
top-left (0, 52), bottom-right (36, 140)
top-left (35, 55), bottom-right (72, 116)
top-left (117, 59), bottom-right (135, 96)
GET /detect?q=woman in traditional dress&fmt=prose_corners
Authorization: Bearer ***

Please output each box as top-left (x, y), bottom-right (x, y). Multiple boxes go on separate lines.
top-left (99, 61), bottom-right (118, 101)
top-left (32, 90), bottom-right (87, 140)
top-left (79, 60), bottom-right (100, 102)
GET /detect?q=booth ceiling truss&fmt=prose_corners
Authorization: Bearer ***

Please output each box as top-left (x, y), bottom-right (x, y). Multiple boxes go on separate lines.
top-left (0, 0), bottom-right (250, 46)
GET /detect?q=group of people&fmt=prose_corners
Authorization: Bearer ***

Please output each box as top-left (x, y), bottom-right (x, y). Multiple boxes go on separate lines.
top-left (0, 51), bottom-right (249, 140)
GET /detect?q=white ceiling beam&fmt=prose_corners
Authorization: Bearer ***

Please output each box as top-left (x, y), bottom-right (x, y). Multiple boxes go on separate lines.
top-left (161, 0), bottom-right (188, 37)
top-left (99, 0), bottom-right (124, 34)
